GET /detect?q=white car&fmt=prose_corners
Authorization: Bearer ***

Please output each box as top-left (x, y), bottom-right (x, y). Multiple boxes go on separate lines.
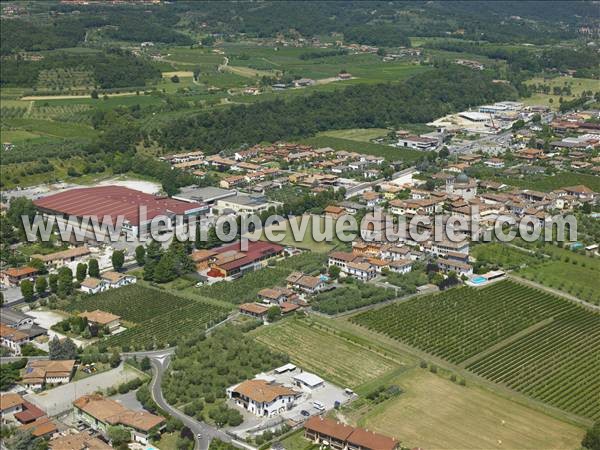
top-left (313, 401), bottom-right (325, 411)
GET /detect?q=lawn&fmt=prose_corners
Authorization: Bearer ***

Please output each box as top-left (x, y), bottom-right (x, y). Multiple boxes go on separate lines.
top-left (355, 368), bottom-right (584, 450)
top-left (298, 135), bottom-right (427, 162)
top-left (500, 172), bottom-right (600, 193)
top-left (260, 215), bottom-right (345, 252)
top-left (252, 318), bottom-right (402, 388)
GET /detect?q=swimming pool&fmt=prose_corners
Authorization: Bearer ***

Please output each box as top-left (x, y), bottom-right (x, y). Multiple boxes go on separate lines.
top-left (471, 276), bottom-right (487, 285)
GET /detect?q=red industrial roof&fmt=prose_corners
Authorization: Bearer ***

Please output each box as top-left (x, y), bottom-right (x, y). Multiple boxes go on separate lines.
top-left (214, 240), bottom-right (284, 272)
top-left (33, 186), bottom-right (204, 226)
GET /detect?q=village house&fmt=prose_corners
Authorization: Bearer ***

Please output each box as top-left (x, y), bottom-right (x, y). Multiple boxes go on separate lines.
top-left (73, 394), bottom-right (165, 444)
top-left (49, 431), bottom-right (112, 450)
top-left (31, 247), bottom-right (91, 270)
top-left (0, 324), bottom-right (30, 356)
top-left (437, 258), bottom-right (474, 277)
top-left (324, 205), bottom-right (346, 219)
top-left (21, 360), bottom-right (76, 390)
top-left (286, 271), bottom-right (326, 294)
top-left (80, 277), bottom-right (109, 295)
top-left (304, 416), bottom-right (398, 450)
top-left (389, 259), bottom-right (413, 274)
top-left (227, 379), bottom-right (300, 418)
top-left (239, 302), bottom-right (270, 320)
top-left (78, 310), bottom-right (121, 333)
top-left (1, 393), bottom-right (24, 423)
top-left (101, 271), bottom-right (136, 289)
top-left (257, 287), bottom-right (297, 305)
top-left (0, 266), bottom-right (38, 287)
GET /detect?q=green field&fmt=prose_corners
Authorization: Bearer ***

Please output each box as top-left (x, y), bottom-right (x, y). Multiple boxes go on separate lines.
top-left (352, 280), bottom-right (600, 420)
top-left (260, 215), bottom-right (345, 253)
top-left (500, 172), bottom-right (600, 193)
top-left (523, 76), bottom-right (600, 109)
top-left (355, 368), bottom-right (584, 450)
top-left (471, 243), bottom-right (542, 271)
top-left (253, 318), bottom-right (401, 388)
top-left (299, 134), bottom-right (427, 162)
top-left (320, 128), bottom-right (388, 142)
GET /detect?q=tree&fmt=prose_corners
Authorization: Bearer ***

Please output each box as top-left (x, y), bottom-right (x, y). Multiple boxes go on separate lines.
top-left (111, 250), bottom-right (125, 271)
top-left (109, 349), bottom-right (121, 368)
top-left (57, 267), bottom-right (73, 297)
top-left (35, 276), bottom-right (47, 296)
top-left (140, 356), bottom-right (151, 371)
top-left (0, 292), bottom-right (3, 306)
top-left (48, 273), bottom-right (59, 294)
top-left (135, 245), bottom-right (146, 266)
top-left (76, 263), bottom-right (87, 282)
top-left (171, 75), bottom-right (180, 83)
top-left (266, 306), bottom-right (281, 322)
top-left (20, 280), bottom-right (34, 302)
top-left (88, 258), bottom-right (100, 277)
top-left (91, 90), bottom-right (99, 99)
top-left (49, 336), bottom-right (78, 360)
top-left (108, 426), bottom-right (131, 447)
top-left (328, 265), bottom-right (341, 279)
top-left (582, 422), bottom-right (600, 450)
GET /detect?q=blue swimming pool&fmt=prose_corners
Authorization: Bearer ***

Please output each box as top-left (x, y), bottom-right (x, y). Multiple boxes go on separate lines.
top-left (471, 276), bottom-right (487, 285)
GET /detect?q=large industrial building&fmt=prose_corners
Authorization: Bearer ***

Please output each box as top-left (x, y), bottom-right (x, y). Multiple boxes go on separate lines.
top-left (33, 186), bottom-right (208, 239)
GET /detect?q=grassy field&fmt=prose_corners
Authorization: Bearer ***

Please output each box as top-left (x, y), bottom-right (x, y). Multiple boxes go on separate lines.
top-left (260, 215), bottom-right (345, 252)
top-left (320, 128), bottom-right (388, 142)
top-left (523, 76), bottom-right (599, 109)
top-left (500, 172), bottom-right (600, 193)
top-left (253, 318), bottom-right (402, 388)
top-left (355, 368), bottom-right (584, 450)
top-left (299, 134), bottom-right (427, 162)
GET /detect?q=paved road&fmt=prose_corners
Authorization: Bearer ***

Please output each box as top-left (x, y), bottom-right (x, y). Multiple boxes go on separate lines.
top-left (149, 354), bottom-right (233, 450)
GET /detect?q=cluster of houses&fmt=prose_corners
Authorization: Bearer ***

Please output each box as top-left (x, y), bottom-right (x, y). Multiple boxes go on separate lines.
top-left (1, 391), bottom-right (164, 447)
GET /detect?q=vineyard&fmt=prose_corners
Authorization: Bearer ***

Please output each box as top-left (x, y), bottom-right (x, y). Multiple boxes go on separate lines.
top-left (36, 68), bottom-right (95, 93)
top-left (103, 299), bottom-right (229, 351)
top-left (467, 306), bottom-right (600, 420)
top-left (351, 280), bottom-right (600, 420)
top-left (65, 284), bottom-right (194, 323)
top-left (65, 284), bottom-right (230, 350)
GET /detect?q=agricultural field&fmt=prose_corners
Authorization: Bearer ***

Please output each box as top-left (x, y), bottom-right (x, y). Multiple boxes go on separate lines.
top-left (64, 284), bottom-right (195, 323)
top-left (313, 282), bottom-right (397, 315)
top-left (523, 76), bottom-right (599, 109)
top-left (352, 281), bottom-right (577, 364)
top-left (352, 280), bottom-right (600, 420)
top-left (63, 284), bottom-right (231, 350)
top-left (500, 172), bottom-right (600, 193)
top-left (36, 67), bottom-right (95, 93)
top-left (260, 215), bottom-right (346, 253)
top-left (253, 318), bottom-right (401, 388)
top-left (468, 306), bottom-right (600, 421)
top-left (299, 135), bottom-right (427, 162)
top-left (471, 242), bottom-right (543, 272)
top-left (354, 368), bottom-right (584, 450)
top-left (514, 242), bottom-right (600, 305)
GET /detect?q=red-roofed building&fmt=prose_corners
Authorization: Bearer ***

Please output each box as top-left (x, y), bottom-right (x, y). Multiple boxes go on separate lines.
top-left (207, 240), bottom-right (284, 277)
top-left (304, 416), bottom-right (398, 450)
top-left (33, 186), bottom-right (208, 238)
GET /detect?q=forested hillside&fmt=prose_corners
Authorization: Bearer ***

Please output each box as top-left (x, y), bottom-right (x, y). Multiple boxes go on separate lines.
top-left (155, 66), bottom-right (517, 151)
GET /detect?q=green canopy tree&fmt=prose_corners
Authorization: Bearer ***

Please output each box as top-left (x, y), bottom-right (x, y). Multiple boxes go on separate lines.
top-left (20, 280), bottom-right (34, 302)
top-left (88, 258), bottom-right (100, 278)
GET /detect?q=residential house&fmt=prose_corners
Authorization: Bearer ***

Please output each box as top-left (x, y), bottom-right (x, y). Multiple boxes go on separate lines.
top-left (437, 258), bottom-right (473, 277)
top-left (1, 393), bottom-right (24, 423)
top-left (21, 360), bottom-right (76, 390)
top-left (31, 247), bottom-right (91, 269)
top-left (324, 205), bottom-right (346, 219)
top-left (0, 324), bottom-right (29, 356)
top-left (239, 303), bottom-right (269, 319)
top-left (346, 261), bottom-right (376, 281)
top-left (49, 431), bottom-right (112, 450)
top-left (79, 277), bottom-right (109, 295)
top-left (304, 416), bottom-right (398, 450)
top-left (286, 271), bottom-right (325, 294)
top-left (257, 287), bottom-right (297, 305)
top-left (78, 310), bottom-right (121, 333)
top-left (389, 259), bottom-right (413, 274)
top-left (100, 271), bottom-right (136, 289)
top-left (73, 394), bottom-right (164, 444)
top-left (227, 379), bottom-right (299, 418)
top-left (0, 267), bottom-right (38, 287)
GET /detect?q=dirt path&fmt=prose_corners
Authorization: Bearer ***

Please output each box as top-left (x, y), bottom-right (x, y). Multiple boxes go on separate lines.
top-left (21, 92), bottom-right (138, 101)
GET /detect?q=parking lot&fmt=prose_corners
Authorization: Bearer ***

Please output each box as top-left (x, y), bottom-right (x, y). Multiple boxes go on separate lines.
top-left (227, 366), bottom-right (355, 438)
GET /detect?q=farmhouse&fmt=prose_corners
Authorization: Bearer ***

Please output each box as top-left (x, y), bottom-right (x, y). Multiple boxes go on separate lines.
top-left (0, 266), bottom-right (38, 287)
top-left (240, 303), bottom-right (269, 319)
top-left (73, 394), bottom-right (164, 444)
top-left (0, 324), bottom-right (30, 356)
top-left (258, 287), bottom-right (297, 305)
top-left (304, 416), bottom-right (398, 450)
top-left (78, 310), bottom-right (121, 333)
top-left (227, 379), bottom-right (300, 417)
top-left (21, 360), bottom-right (76, 390)
top-left (31, 247), bottom-right (91, 269)
top-left (286, 271), bottom-right (325, 294)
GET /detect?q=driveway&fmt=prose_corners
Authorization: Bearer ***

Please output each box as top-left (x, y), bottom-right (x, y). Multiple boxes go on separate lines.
top-left (25, 363), bottom-right (141, 416)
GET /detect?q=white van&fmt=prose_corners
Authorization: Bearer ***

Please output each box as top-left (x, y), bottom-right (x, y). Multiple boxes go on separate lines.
top-left (313, 401), bottom-right (325, 411)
